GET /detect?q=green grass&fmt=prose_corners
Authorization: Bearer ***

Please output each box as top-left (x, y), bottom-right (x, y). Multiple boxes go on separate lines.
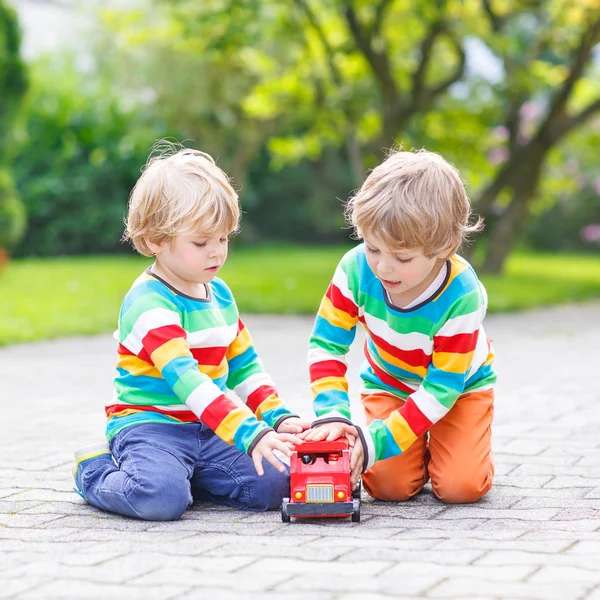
top-left (2, 246), bottom-right (600, 346)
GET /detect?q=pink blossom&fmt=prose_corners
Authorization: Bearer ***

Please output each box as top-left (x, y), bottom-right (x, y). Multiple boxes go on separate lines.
top-left (580, 224), bottom-right (600, 244)
top-left (594, 177), bottom-right (600, 196)
top-left (520, 102), bottom-right (540, 121)
top-left (488, 147), bottom-right (509, 165)
top-left (494, 126), bottom-right (509, 141)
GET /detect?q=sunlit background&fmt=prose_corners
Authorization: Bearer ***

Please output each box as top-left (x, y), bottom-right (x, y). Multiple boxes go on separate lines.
top-left (1, 0), bottom-right (599, 345)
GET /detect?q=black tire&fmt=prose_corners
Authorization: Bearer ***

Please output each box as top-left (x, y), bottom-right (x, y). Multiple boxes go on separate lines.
top-left (352, 480), bottom-right (362, 499)
top-left (281, 498), bottom-right (291, 523)
top-left (351, 498), bottom-right (361, 522)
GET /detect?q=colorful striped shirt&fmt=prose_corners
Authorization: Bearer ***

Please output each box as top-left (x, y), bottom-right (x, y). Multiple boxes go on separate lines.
top-left (106, 269), bottom-right (295, 455)
top-left (309, 245), bottom-right (496, 470)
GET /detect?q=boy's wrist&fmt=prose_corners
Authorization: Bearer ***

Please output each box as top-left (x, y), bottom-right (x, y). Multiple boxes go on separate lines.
top-left (354, 425), bottom-right (376, 472)
top-left (246, 426), bottom-right (274, 456)
top-left (273, 414), bottom-right (300, 432)
top-left (310, 415), bottom-right (353, 428)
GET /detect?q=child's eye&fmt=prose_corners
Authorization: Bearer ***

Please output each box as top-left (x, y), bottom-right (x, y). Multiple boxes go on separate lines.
top-left (219, 237), bottom-right (229, 243)
top-left (193, 241), bottom-right (207, 248)
top-left (366, 246), bottom-right (379, 254)
top-left (396, 257), bottom-right (413, 264)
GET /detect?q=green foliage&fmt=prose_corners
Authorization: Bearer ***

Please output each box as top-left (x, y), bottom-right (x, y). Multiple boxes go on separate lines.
top-left (0, 169), bottom-right (25, 249)
top-left (11, 58), bottom-right (164, 257)
top-left (2, 247), bottom-right (600, 346)
top-left (0, 0), bottom-right (27, 141)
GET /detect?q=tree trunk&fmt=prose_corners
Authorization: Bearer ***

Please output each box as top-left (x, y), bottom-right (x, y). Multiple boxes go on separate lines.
top-left (481, 149), bottom-right (545, 273)
top-left (482, 191), bottom-right (529, 273)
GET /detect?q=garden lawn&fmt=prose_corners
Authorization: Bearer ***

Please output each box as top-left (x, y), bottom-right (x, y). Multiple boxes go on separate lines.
top-left (2, 246), bottom-right (600, 346)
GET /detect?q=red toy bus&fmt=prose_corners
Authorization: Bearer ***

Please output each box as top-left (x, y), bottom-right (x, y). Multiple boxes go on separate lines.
top-left (281, 438), bottom-right (360, 522)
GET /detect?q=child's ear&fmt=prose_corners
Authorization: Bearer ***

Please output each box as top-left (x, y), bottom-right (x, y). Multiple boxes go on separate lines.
top-left (145, 239), bottom-right (163, 256)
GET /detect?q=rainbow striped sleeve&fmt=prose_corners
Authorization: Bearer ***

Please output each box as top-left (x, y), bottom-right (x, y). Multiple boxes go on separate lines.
top-left (308, 259), bottom-right (359, 423)
top-left (119, 292), bottom-right (271, 455)
top-left (225, 318), bottom-right (295, 430)
top-left (361, 289), bottom-right (487, 469)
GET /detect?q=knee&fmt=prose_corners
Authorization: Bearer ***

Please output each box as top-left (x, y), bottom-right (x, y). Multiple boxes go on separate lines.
top-left (432, 473), bottom-right (493, 504)
top-left (362, 470), bottom-right (425, 502)
top-left (130, 475), bottom-right (192, 521)
top-left (245, 465), bottom-right (289, 511)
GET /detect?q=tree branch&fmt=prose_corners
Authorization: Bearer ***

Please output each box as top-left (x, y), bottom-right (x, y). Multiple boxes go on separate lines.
top-left (372, 0), bottom-right (394, 36)
top-left (424, 34), bottom-right (465, 100)
top-left (481, 0), bottom-right (503, 32)
top-left (538, 17), bottom-right (600, 145)
top-left (344, 3), bottom-right (398, 105)
top-left (411, 20), bottom-right (446, 106)
top-left (552, 97), bottom-right (600, 142)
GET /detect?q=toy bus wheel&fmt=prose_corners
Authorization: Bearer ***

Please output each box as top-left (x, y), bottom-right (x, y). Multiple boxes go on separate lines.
top-left (281, 498), bottom-right (291, 523)
top-left (351, 498), bottom-right (361, 522)
top-left (352, 480), bottom-right (362, 499)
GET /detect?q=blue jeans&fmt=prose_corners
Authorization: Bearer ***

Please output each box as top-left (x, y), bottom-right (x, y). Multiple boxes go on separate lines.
top-left (79, 422), bottom-right (289, 521)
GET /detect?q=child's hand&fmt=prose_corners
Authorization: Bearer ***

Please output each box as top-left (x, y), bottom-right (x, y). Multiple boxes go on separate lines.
top-left (251, 431), bottom-right (302, 476)
top-left (350, 438), bottom-right (364, 489)
top-left (276, 417), bottom-right (311, 434)
top-left (301, 421), bottom-right (358, 446)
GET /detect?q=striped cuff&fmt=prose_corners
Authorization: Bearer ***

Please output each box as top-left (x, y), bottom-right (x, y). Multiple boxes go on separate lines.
top-left (273, 414), bottom-right (300, 432)
top-left (355, 426), bottom-right (376, 472)
top-left (246, 427), bottom-right (274, 456)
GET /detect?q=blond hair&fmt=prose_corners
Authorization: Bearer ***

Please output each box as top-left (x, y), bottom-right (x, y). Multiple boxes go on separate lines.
top-left (124, 140), bottom-right (240, 257)
top-left (346, 148), bottom-right (483, 257)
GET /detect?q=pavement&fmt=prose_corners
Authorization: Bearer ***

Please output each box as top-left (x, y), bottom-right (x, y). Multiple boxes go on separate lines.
top-left (1, 302), bottom-right (600, 600)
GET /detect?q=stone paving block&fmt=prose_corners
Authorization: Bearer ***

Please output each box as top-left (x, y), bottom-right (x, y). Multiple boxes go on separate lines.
top-left (61, 529), bottom-right (198, 545)
top-left (270, 522), bottom-right (402, 539)
top-left (434, 507), bottom-right (560, 521)
top-left (174, 590), bottom-right (335, 600)
top-left (134, 566), bottom-right (291, 592)
top-left (237, 556), bottom-right (390, 578)
top-left (0, 499), bottom-right (44, 513)
top-left (544, 476), bottom-right (600, 489)
top-left (511, 497), bottom-right (600, 510)
top-left (475, 550), bottom-right (600, 573)
top-left (0, 578), bottom-right (47, 599)
top-left (336, 547), bottom-right (485, 565)
top-left (147, 519), bottom-right (284, 535)
top-left (0, 526), bottom-right (82, 542)
top-left (385, 561), bottom-right (536, 582)
top-left (510, 463), bottom-right (600, 477)
top-left (493, 474), bottom-right (555, 488)
top-left (500, 439), bottom-right (550, 456)
top-left (585, 488), bottom-right (600, 499)
top-left (18, 500), bottom-right (112, 517)
top-left (16, 581), bottom-right (189, 600)
top-left (566, 541), bottom-right (600, 556)
top-left (0, 539), bottom-right (95, 554)
top-left (433, 537), bottom-right (572, 554)
top-left (204, 539), bottom-right (348, 561)
top-left (585, 587), bottom-right (600, 599)
top-left (392, 528), bottom-right (524, 541)
top-left (472, 518), bottom-right (600, 532)
top-left (519, 530), bottom-right (600, 542)
top-left (491, 486), bottom-right (589, 500)
top-left (0, 513), bottom-right (64, 528)
top-left (2, 548), bottom-right (126, 568)
top-left (277, 571), bottom-right (441, 595)
top-left (40, 514), bottom-right (151, 531)
top-left (359, 502), bottom-right (447, 519)
top-left (428, 578), bottom-right (586, 600)
top-left (305, 536), bottom-right (440, 552)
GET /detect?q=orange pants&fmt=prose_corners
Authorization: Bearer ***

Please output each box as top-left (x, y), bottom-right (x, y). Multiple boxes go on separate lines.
top-left (361, 389), bottom-right (494, 504)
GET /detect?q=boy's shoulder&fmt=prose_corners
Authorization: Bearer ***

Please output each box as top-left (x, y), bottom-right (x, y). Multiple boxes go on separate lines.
top-left (208, 276), bottom-right (236, 306)
top-left (439, 255), bottom-right (486, 308)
